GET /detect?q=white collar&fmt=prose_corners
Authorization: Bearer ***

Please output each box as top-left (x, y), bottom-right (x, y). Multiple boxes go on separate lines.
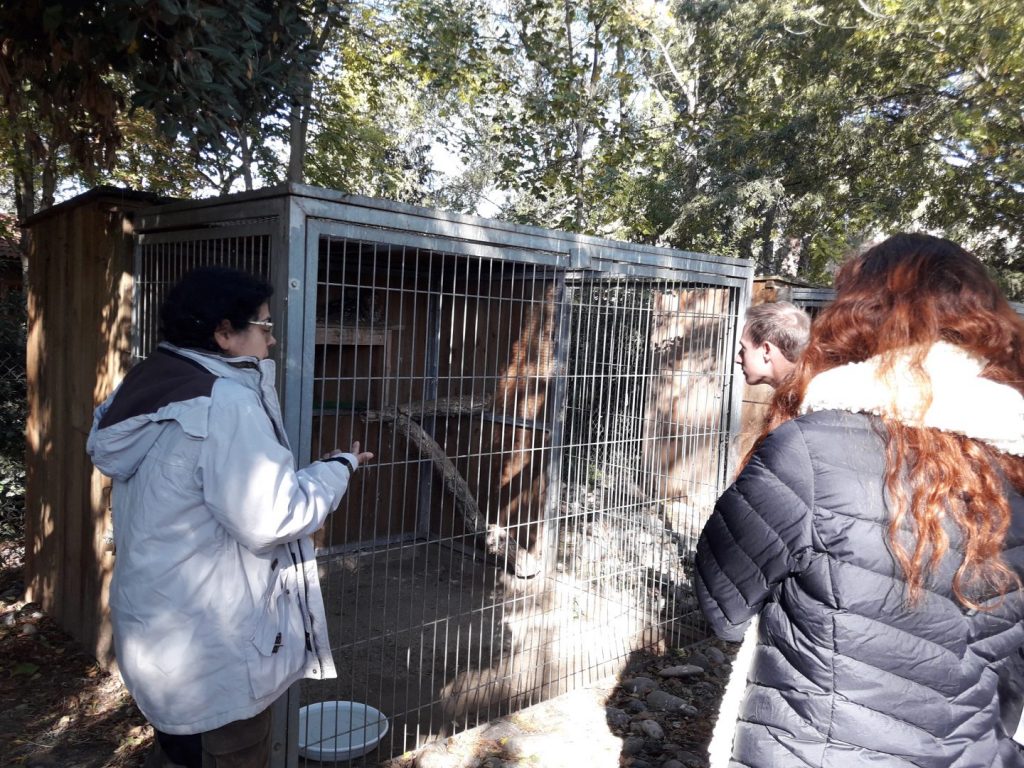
top-left (799, 341), bottom-right (1024, 456)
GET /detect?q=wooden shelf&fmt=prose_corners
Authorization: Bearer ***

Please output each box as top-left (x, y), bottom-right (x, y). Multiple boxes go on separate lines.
top-left (315, 325), bottom-right (390, 346)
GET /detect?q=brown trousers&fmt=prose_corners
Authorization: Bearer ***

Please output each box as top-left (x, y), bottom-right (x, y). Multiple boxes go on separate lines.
top-left (145, 708), bottom-right (272, 768)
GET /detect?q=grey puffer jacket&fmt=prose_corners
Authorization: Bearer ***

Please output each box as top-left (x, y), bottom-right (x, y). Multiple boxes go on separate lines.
top-left (696, 409), bottom-right (1024, 768)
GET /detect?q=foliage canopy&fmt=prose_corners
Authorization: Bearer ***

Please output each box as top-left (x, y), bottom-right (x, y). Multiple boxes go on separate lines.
top-left (0, 0), bottom-right (318, 172)
top-left (1, 0), bottom-right (1021, 290)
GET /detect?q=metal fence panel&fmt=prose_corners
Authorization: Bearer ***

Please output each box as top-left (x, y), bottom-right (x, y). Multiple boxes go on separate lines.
top-left (297, 232), bottom-right (742, 763)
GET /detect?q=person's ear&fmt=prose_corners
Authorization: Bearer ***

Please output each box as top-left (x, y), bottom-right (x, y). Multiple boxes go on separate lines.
top-left (761, 341), bottom-right (773, 362)
top-left (212, 319), bottom-right (234, 352)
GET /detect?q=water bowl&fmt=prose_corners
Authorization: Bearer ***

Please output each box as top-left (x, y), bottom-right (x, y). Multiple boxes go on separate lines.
top-left (297, 701), bottom-right (390, 762)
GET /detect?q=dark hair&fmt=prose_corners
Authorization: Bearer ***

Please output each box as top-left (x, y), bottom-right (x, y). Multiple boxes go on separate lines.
top-left (744, 301), bottom-right (811, 362)
top-left (159, 266), bottom-right (274, 352)
top-left (759, 232), bottom-right (1024, 609)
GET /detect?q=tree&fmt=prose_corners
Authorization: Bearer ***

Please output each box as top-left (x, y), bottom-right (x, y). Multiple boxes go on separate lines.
top-left (300, 1), bottom-right (441, 200)
top-left (640, 0), bottom-right (1024, 287)
top-left (400, 0), bottom-right (677, 233)
top-left (0, 0), bottom-right (324, 219)
top-left (3, 0), bottom-right (1019, 296)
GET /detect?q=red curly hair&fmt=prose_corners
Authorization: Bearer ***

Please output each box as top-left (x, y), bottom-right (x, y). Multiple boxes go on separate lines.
top-left (756, 233), bottom-right (1024, 609)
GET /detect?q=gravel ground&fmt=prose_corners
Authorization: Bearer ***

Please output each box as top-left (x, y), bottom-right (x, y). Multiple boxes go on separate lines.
top-left (383, 640), bottom-right (737, 768)
top-left (1, 534), bottom-right (736, 768)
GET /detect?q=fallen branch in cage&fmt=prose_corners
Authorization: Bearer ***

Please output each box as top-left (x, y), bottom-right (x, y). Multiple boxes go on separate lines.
top-left (363, 396), bottom-right (542, 579)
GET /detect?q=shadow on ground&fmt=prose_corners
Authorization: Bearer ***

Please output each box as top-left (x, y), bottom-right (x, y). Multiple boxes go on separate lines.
top-left (377, 637), bottom-right (738, 768)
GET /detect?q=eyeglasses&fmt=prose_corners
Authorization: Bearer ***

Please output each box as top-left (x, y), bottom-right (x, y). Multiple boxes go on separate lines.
top-left (249, 318), bottom-right (274, 335)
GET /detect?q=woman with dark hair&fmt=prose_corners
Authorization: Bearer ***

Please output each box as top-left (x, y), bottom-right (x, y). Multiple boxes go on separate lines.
top-left (87, 266), bottom-right (373, 768)
top-left (697, 233), bottom-right (1024, 766)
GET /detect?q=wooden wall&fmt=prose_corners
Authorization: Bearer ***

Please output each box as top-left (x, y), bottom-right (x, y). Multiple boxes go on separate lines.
top-left (23, 189), bottom-right (160, 669)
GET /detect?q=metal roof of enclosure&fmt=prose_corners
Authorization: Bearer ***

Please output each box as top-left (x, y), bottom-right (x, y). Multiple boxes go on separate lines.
top-left (790, 287), bottom-right (1024, 319)
top-left (132, 184), bottom-right (753, 766)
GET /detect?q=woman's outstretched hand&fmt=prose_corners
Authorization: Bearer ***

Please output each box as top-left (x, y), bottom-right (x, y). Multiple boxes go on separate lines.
top-left (322, 442), bottom-right (374, 467)
top-left (348, 441), bottom-right (374, 466)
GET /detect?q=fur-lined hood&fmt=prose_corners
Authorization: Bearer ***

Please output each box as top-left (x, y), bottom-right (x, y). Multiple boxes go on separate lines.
top-left (799, 341), bottom-right (1024, 457)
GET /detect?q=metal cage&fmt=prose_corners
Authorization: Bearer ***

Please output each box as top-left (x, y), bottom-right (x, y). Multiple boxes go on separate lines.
top-left (133, 184), bottom-right (753, 766)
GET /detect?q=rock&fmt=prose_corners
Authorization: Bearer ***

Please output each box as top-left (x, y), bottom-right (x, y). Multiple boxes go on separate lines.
top-left (706, 646), bottom-right (727, 665)
top-left (629, 761), bottom-right (655, 768)
top-left (2, 612), bottom-right (15, 627)
top-left (676, 751), bottom-right (704, 767)
top-left (20, 623), bottom-right (38, 636)
top-left (646, 690), bottom-right (690, 712)
top-left (416, 743), bottom-right (466, 768)
top-left (622, 735), bottom-right (645, 756)
top-left (639, 719), bottom-right (664, 739)
top-left (662, 761), bottom-right (686, 768)
top-left (687, 651), bottom-right (711, 671)
top-left (622, 676), bottom-right (658, 694)
top-left (30, 611), bottom-right (44, 620)
top-left (692, 682), bottom-right (719, 698)
top-left (605, 706), bottom-right (630, 730)
top-left (657, 664), bottom-right (703, 680)
top-left (481, 720), bottom-right (523, 741)
top-left (626, 699), bottom-right (648, 713)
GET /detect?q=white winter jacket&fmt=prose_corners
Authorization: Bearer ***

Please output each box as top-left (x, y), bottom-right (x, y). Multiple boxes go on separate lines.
top-left (87, 343), bottom-right (356, 735)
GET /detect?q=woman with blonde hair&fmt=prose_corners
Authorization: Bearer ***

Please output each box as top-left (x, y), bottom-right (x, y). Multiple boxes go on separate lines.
top-left (697, 233), bottom-right (1024, 766)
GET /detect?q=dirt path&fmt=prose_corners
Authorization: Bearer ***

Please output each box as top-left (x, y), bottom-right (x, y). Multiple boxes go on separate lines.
top-left (0, 541), bottom-right (149, 768)
top-left (379, 642), bottom-right (733, 768)
top-left (1, 537), bottom-right (734, 768)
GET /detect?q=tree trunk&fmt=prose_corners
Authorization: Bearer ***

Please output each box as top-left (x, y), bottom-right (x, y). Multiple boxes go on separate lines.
top-left (286, 96), bottom-right (310, 185)
top-left (563, 0), bottom-right (584, 230)
top-left (760, 206), bottom-right (777, 273)
top-left (40, 152), bottom-right (56, 210)
top-left (12, 139), bottom-right (35, 224)
top-left (287, 11), bottom-right (340, 184)
top-left (616, 39), bottom-right (626, 142)
top-left (238, 130), bottom-right (254, 191)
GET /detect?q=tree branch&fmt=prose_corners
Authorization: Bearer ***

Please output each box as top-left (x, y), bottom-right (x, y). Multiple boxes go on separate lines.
top-left (363, 396), bottom-right (542, 578)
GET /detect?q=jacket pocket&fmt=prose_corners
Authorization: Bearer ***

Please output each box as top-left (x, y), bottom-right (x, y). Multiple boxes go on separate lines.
top-left (245, 565), bottom-right (306, 701)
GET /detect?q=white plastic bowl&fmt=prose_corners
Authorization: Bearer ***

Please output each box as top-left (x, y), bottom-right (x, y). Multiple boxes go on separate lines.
top-left (298, 701), bottom-right (390, 761)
